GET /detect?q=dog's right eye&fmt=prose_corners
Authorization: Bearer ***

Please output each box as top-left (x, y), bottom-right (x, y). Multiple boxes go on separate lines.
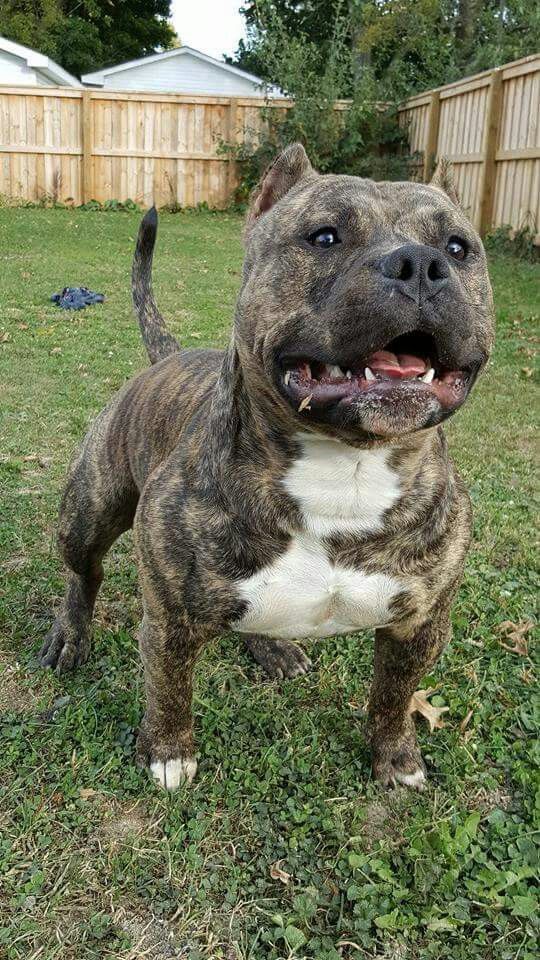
top-left (308, 227), bottom-right (341, 249)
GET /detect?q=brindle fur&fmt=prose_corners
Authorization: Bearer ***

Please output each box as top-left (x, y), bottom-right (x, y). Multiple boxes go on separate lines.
top-left (40, 145), bottom-right (494, 789)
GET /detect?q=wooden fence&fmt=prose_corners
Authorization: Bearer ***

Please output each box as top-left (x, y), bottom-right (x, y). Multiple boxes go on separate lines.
top-left (0, 52), bottom-right (538, 235)
top-left (399, 54), bottom-right (539, 237)
top-left (0, 87), bottom-right (280, 209)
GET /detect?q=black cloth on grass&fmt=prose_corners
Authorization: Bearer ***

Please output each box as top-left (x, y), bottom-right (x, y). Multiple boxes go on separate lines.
top-left (51, 286), bottom-right (105, 310)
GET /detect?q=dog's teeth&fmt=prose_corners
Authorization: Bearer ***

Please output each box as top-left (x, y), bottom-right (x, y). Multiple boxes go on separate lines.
top-left (327, 364), bottom-right (344, 379)
top-left (420, 367), bottom-right (435, 383)
top-left (345, 369), bottom-right (352, 379)
top-left (364, 367), bottom-right (376, 381)
top-left (284, 370), bottom-right (291, 386)
top-left (298, 393), bottom-right (313, 413)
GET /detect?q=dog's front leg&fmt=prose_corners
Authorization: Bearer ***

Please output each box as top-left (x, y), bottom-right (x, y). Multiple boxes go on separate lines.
top-left (367, 590), bottom-right (455, 790)
top-left (136, 608), bottom-right (210, 791)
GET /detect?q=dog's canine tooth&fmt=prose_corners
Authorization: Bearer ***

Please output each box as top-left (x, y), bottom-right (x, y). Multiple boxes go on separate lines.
top-left (345, 369), bottom-right (352, 379)
top-left (284, 370), bottom-right (291, 386)
top-left (421, 368), bottom-right (435, 383)
top-left (364, 367), bottom-right (376, 381)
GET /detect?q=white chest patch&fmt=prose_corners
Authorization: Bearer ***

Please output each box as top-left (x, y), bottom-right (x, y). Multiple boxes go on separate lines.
top-left (282, 433), bottom-right (402, 536)
top-left (232, 434), bottom-right (403, 640)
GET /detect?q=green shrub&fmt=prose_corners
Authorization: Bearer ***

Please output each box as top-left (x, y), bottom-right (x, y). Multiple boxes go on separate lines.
top-left (485, 219), bottom-right (539, 263)
top-left (219, 5), bottom-right (412, 209)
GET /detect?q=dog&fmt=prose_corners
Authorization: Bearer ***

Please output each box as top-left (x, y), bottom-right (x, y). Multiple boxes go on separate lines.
top-left (39, 144), bottom-right (494, 791)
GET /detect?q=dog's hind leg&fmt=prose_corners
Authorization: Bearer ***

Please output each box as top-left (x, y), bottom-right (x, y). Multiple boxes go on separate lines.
top-left (40, 436), bottom-right (138, 673)
top-left (244, 634), bottom-right (312, 679)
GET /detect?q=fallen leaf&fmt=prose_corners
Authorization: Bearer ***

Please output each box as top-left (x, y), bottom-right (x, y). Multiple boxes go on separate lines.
top-left (497, 619), bottom-right (534, 656)
top-left (270, 860), bottom-right (291, 885)
top-left (408, 688), bottom-right (449, 732)
top-left (79, 788), bottom-right (99, 799)
top-left (0, 331), bottom-right (11, 343)
top-left (459, 708), bottom-right (474, 734)
top-left (23, 454), bottom-right (50, 468)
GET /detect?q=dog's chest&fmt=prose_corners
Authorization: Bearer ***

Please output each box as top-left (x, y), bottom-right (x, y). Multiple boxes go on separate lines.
top-left (232, 435), bottom-right (403, 640)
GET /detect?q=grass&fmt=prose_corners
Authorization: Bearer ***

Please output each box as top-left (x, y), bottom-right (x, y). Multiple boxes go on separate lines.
top-left (0, 207), bottom-right (538, 960)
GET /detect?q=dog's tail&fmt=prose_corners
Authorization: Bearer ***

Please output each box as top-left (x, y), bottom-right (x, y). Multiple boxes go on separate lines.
top-left (132, 206), bottom-right (180, 364)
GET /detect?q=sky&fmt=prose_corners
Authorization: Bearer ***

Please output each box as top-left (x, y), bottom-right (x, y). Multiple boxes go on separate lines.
top-left (171, 1), bottom-right (248, 61)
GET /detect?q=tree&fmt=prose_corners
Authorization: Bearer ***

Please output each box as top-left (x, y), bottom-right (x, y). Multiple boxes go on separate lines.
top-left (221, 5), bottom-right (409, 206)
top-left (0, 0), bottom-right (176, 78)
top-left (226, 0), bottom-right (356, 79)
top-left (229, 0), bottom-right (540, 96)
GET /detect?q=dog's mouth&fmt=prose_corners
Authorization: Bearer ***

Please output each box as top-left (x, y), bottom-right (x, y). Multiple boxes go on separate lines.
top-left (278, 331), bottom-right (474, 422)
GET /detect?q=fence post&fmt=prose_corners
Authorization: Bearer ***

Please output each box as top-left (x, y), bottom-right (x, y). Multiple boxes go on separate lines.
top-left (81, 90), bottom-right (93, 204)
top-left (478, 68), bottom-right (503, 236)
top-left (226, 97), bottom-right (239, 204)
top-left (423, 91), bottom-right (441, 181)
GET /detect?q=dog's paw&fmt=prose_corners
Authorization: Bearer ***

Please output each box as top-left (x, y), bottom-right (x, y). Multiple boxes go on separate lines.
top-left (39, 619), bottom-right (90, 673)
top-left (136, 722), bottom-right (197, 791)
top-left (245, 635), bottom-right (312, 679)
top-left (149, 757), bottom-right (197, 791)
top-left (372, 740), bottom-right (427, 791)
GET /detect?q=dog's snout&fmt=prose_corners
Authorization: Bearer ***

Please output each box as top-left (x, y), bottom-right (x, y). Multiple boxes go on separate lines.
top-left (380, 243), bottom-right (449, 301)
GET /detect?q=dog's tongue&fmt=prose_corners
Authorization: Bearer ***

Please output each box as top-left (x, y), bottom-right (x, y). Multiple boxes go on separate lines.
top-left (367, 350), bottom-right (427, 378)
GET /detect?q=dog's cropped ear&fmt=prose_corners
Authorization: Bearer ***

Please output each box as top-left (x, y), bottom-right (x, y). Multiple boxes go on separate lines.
top-left (430, 157), bottom-right (460, 206)
top-left (247, 143), bottom-right (315, 223)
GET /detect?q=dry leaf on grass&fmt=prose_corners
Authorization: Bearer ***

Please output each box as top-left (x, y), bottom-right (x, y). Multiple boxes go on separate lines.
top-left (270, 860), bottom-right (291, 885)
top-left (408, 688), bottom-right (449, 732)
top-left (497, 619), bottom-right (534, 656)
top-left (459, 708), bottom-right (474, 734)
top-left (23, 454), bottom-right (50, 468)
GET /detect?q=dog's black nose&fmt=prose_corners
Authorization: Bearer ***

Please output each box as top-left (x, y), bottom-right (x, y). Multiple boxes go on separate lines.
top-left (380, 243), bottom-right (449, 302)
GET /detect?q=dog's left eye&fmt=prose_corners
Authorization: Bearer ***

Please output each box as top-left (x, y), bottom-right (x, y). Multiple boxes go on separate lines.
top-left (446, 236), bottom-right (467, 260)
top-left (308, 227), bottom-right (341, 248)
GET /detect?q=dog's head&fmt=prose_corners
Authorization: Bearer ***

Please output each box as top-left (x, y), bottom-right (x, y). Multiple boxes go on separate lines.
top-left (235, 143), bottom-right (494, 440)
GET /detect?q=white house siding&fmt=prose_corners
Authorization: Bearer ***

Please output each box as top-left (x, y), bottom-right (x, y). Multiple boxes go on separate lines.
top-left (95, 53), bottom-right (263, 96)
top-left (0, 48), bottom-right (42, 85)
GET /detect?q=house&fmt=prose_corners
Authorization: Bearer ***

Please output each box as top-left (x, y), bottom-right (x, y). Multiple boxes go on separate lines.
top-left (0, 35), bottom-right (79, 87)
top-left (82, 45), bottom-right (274, 97)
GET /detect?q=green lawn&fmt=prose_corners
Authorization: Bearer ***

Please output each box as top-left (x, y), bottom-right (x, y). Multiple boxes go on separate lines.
top-left (0, 207), bottom-right (538, 960)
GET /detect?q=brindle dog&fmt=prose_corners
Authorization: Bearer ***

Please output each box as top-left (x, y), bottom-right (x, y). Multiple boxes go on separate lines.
top-left (40, 145), bottom-right (494, 791)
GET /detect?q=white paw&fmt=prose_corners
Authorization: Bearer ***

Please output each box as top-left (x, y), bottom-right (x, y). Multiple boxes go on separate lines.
top-left (394, 767), bottom-right (426, 790)
top-left (150, 757), bottom-right (197, 791)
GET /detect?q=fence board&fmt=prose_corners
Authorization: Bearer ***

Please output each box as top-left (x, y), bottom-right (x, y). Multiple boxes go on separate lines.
top-left (399, 53), bottom-right (539, 238)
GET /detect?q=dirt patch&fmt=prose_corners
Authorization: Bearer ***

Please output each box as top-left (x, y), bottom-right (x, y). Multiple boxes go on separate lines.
top-left (467, 786), bottom-right (512, 813)
top-left (99, 798), bottom-right (159, 845)
top-left (359, 796), bottom-right (410, 849)
top-left (114, 908), bottom-right (186, 959)
top-left (0, 653), bottom-right (48, 714)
